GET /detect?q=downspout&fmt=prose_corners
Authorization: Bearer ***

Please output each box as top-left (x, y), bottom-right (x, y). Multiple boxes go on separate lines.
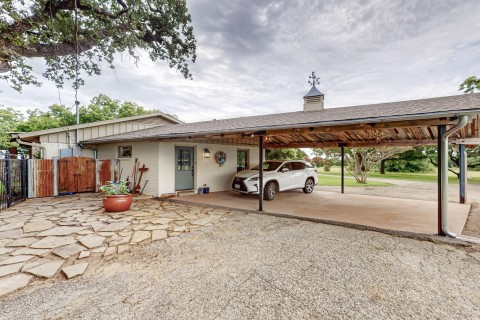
top-left (78, 143), bottom-right (97, 159)
top-left (16, 138), bottom-right (45, 159)
top-left (441, 115), bottom-right (468, 237)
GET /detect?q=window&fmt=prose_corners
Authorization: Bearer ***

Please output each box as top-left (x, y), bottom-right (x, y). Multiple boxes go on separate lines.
top-left (291, 162), bottom-right (306, 170)
top-left (237, 149), bottom-right (249, 172)
top-left (118, 146), bottom-right (132, 158)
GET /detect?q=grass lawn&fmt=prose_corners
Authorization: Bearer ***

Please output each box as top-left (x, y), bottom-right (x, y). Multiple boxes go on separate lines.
top-left (317, 166), bottom-right (480, 184)
top-left (317, 174), bottom-right (394, 187)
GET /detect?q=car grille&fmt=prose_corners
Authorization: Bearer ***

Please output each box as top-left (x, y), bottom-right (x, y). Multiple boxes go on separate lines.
top-left (232, 177), bottom-right (248, 191)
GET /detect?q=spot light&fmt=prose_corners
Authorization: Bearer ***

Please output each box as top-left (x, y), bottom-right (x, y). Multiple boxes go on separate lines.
top-left (203, 148), bottom-right (211, 158)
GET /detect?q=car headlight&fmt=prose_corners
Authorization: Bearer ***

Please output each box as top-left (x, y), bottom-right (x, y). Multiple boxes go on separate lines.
top-left (249, 177), bottom-right (259, 181)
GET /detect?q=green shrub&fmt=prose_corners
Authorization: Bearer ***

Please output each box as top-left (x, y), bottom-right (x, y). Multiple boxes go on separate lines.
top-left (100, 181), bottom-right (130, 195)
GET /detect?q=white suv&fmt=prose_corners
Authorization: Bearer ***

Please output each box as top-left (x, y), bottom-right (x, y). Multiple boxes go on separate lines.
top-left (231, 160), bottom-right (318, 201)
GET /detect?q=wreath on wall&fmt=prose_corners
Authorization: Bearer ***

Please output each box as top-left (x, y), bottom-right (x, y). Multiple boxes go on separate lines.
top-left (214, 151), bottom-right (227, 166)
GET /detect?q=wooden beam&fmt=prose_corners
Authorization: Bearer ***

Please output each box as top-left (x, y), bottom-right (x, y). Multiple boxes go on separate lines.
top-left (265, 139), bottom-right (437, 149)
top-left (451, 138), bottom-right (480, 145)
top-left (265, 118), bottom-right (456, 136)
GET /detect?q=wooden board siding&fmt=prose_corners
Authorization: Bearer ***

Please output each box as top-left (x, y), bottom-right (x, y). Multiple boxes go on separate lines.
top-left (34, 159), bottom-right (54, 197)
top-left (96, 160), bottom-right (112, 191)
top-left (58, 157), bottom-right (96, 193)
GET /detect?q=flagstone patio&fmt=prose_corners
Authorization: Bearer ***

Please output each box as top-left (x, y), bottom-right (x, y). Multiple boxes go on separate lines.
top-left (0, 194), bottom-right (230, 298)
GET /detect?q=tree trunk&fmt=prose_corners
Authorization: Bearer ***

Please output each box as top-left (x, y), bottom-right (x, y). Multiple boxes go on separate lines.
top-left (380, 159), bottom-right (386, 174)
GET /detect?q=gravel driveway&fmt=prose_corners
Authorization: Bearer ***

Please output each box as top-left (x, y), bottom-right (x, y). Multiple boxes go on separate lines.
top-left (1, 209), bottom-right (479, 319)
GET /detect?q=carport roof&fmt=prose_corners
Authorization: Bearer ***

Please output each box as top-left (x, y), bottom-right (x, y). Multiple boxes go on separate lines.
top-left (81, 93), bottom-right (480, 147)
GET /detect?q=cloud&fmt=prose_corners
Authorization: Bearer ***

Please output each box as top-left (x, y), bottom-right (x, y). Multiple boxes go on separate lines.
top-left (1, 0), bottom-right (479, 123)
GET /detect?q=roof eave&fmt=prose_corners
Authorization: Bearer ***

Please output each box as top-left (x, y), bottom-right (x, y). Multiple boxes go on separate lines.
top-left (81, 109), bottom-right (480, 145)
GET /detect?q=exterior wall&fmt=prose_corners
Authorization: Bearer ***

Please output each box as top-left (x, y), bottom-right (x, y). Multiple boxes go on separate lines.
top-left (37, 116), bottom-right (174, 159)
top-left (95, 141), bottom-right (259, 197)
top-left (96, 142), bottom-right (160, 197)
top-left (42, 142), bottom-right (94, 159)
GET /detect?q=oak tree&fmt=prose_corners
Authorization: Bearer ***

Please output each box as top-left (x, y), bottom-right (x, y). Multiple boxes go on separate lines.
top-left (0, 0), bottom-right (196, 91)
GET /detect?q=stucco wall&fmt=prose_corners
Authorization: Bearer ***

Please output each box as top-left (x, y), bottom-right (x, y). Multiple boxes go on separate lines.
top-left (96, 142), bottom-right (160, 196)
top-left (95, 141), bottom-right (259, 196)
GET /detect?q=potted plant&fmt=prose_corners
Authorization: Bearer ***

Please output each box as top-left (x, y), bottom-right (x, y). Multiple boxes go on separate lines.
top-left (100, 181), bottom-right (132, 212)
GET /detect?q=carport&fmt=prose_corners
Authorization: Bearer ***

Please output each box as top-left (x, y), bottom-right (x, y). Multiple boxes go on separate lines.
top-left (83, 93), bottom-right (480, 237)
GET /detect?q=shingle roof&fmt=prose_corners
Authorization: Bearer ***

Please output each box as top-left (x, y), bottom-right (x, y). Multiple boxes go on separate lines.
top-left (15, 111), bottom-right (182, 139)
top-left (81, 93), bottom-right (480, 144)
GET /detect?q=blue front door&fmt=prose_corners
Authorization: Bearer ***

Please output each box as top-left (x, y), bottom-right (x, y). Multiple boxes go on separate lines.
top-left (175, 147), bottom-right (194, 190)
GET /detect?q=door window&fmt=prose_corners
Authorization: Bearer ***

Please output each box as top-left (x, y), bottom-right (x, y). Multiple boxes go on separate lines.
top-left (177, 149), bottom-right (192, 171)
top-left (237, 149), bottom-right (249, 172)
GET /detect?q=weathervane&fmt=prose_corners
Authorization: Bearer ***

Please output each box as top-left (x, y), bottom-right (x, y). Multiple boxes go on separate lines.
top-left (308, 71), bottom-right (320, 87)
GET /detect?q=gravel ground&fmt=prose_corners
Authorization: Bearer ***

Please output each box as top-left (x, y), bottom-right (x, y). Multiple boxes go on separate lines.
top-left (1, 210), bottom-right (479, 319)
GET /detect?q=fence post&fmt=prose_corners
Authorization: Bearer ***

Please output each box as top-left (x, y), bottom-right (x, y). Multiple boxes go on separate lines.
top-left (20, 155), bottom-right (27, 200)
top-left (5, 152), bottom-right (11, 208)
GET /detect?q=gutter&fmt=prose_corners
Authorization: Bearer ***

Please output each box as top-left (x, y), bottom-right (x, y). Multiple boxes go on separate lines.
top-left (440, 115), bottom-right (468, 237)
top-left (15, 138), bottom-right (45, 159)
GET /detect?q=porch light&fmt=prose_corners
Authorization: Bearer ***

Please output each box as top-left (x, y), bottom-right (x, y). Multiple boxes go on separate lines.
top-left (204, 148), bottom-right (211, 158)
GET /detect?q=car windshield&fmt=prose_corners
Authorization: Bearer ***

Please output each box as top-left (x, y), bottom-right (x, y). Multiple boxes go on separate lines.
top-left (251, 161), bottom-right (283, 171)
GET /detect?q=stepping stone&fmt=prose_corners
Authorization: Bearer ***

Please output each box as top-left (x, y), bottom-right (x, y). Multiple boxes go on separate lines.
top-left (132, 224), bottom-right (147, 231)
top-left (30, 236), bottom-right (76, 249)
top-left (23, 221), bottom-right (55, 233)
top-left (62, 262), bottom-right (89, 279)
top-left (117, 244), bottom-right (130, 254)
top-left (173, 226), bottom-right (187, 232)
top-left (77, 230), bottom-right (94, 235)
top-left (99, 222), bottom-right (130, 232)
top-left (151, 218), bottom-right (174, 225)
top-left (91, 247), bottom-right (107, 254)
top-left (152, 230), bottom-right (168, 241)
top-left (0, 274), bottom-right (32, 297)
top-left (143, 224), bottom-right (170, 231)
top-left (0, 262), bottom-right (25, 277)
top-left (5, 237), bottom-right (38, 247)
top-left (98, 232), bottom-right (116, 237)
top-left (22, 258), bottom-right (51, 272)
top-left (24, 260), bottom-right (64, 278)
top-left (53, 243), bottom-right (86, 259)
top-left (0, 255), bottom-right (35, 265)
top-left (0, 222), bottom-right (25, 232)
top-left (37, 226), bottom-right (87, 237)
top-left (78, 251), bottom-right (90, 259)
top-left (0, 248), bottom-right (15, 255)
top-left (0, 239), bottom-right (14, 246)
top-left (103, 246), bottom-right (116, 257)
top-left (78, 234), bottom-right (105, 249)
top-left (0, 229), bottom-right (24, 240)
top-left (130, 231), bottom-right (151, 244)
top-left (10, 248), bottom-right (50, 256)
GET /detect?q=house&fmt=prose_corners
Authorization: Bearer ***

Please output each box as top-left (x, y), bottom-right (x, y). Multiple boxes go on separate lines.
top-left (10, 88), bottom-right (480, 204)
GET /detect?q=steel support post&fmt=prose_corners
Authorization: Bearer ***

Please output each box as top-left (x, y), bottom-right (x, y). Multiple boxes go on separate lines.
top-left (437, 125), bottom-right (446, 236)
top-left (459, 144), bottom-right (467, 204)
top-left (258, 136), bottom-right (264, 212)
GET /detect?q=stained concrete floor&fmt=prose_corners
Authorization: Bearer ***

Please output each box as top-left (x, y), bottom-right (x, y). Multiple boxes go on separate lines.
top-left (178, 190), bottom-right (471, 235)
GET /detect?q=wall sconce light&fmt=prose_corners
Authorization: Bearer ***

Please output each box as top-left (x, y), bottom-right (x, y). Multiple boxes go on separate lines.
top-left (204, 148), bottom-right (211, 158)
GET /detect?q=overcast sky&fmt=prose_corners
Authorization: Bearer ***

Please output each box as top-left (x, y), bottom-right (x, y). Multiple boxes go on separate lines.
top-left (1, 0), bottom-right (479, 122)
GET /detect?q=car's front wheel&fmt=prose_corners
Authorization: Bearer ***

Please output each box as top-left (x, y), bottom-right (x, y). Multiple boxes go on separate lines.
top-left (263, 181), bottom-right (277, 201)
top-left (303, 178), bottom-right (315, 194)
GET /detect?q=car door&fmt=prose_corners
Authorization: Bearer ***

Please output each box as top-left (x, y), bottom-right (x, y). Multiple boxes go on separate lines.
top-left (291, 161), bottom-right (307, 187)
top-left (277, 162), bottom-right (296, 190)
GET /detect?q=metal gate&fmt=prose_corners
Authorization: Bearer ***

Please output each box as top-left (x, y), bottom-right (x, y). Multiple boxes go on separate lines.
top-left (0, 152), bottom-right (27, 211)
top-left (58, 157), bottom-right (96, 193)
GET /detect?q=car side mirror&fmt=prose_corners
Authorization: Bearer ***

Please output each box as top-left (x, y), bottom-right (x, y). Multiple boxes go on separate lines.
top-left (281, 167), bottom-right (290, 173)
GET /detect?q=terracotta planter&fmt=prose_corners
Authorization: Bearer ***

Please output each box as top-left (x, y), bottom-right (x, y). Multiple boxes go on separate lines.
top-left (102, 194), bottom-right (133, 212)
